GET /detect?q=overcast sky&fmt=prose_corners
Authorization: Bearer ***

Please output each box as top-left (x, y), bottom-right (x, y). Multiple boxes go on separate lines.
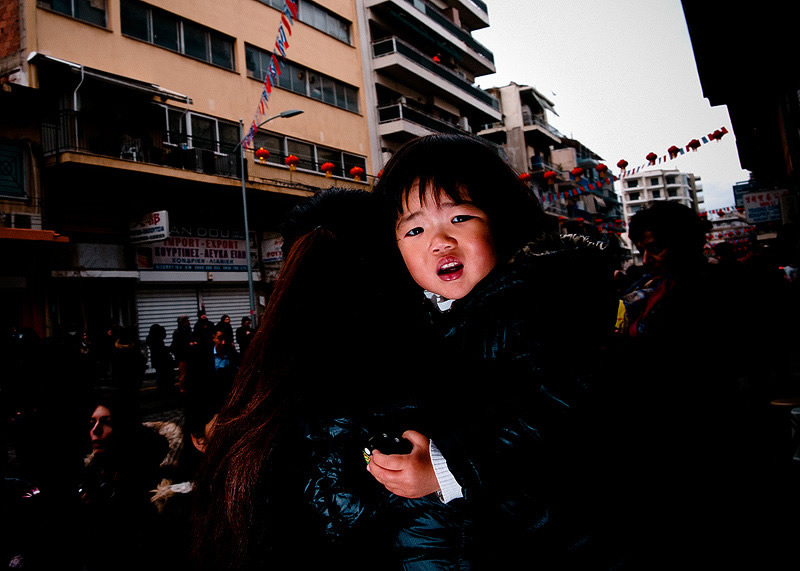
top-left (472, 0), bottom-right (748, 211)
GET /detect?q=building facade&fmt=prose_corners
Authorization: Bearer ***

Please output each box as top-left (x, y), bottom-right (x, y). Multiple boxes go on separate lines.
top-left (619, 167), bottom-right (704, 259)
top-left (357, 0), bottom-right (501, 171)
top-left (1, 0), bottom-right (372, 347)
top-left (477, 82), bottom-right (623, 238)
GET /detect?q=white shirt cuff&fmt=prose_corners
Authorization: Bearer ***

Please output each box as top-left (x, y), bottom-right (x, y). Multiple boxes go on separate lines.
top-left (429, 439), bottom-right (463, 503)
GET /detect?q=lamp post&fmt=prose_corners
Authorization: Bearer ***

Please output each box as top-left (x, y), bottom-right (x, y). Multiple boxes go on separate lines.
top-left (238, 109), bottom-right (304, 327)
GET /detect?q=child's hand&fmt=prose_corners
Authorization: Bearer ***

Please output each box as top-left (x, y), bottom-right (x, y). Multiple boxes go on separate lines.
top-left (366, 430), bottom-right (439, 498)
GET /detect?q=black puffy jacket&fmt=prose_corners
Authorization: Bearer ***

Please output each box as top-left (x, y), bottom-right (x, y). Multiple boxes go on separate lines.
top-left (251, 234), bottom-right (623, 570)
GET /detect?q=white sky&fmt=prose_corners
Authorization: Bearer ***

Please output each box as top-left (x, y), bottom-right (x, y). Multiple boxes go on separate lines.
top-left (472, 0), bottom-right (748, 211)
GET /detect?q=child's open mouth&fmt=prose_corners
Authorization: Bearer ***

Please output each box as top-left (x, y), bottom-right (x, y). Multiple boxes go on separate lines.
top-left (437, 259), bottom-right (464, 281)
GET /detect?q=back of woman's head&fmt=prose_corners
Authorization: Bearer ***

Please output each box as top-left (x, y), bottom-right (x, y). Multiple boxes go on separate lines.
top-left (194, 188), bottom-right (410, 570)
top-left (374, 134), bottom-right (550, 261)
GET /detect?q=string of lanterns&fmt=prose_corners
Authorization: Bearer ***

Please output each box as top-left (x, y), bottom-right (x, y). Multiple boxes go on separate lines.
top-left (616, 127), bottom-right (729, 178)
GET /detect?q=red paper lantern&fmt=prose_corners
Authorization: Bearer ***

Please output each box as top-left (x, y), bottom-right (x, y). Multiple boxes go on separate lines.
top-left (646, 152), bottom-right (658, 165)
top-left (595, 163), bottom-right (608, 178)
top-left (570, 167), bottom-right (583, 180)
top-left (285, 155), bottom-right (299, 170)
top-left (255, 148), bottom-right (270, 163)
top-left (709, 128), bottom-right (727, 141)
top-left (349, 166), bottom-right (365, 181)
top-left (617, 159), bottom-right (629, 170)
top-left (320, 161), bottom-right (335, 177)
top-left (519, 172), bottom-right (532, 183)
top-left (543, 170), bottom-right (558, 184)
top-left (667, 145), bottom-right (680, 159)
top-left (687, 139), bottom-right (701, 151)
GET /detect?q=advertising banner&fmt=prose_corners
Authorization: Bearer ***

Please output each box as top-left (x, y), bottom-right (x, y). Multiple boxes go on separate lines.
top-left (130, 211), bottom-right (170, 244)
top-left (137, 235), bottom-right (248, 271)
top-left (743, 190), bottom-right (786, 223)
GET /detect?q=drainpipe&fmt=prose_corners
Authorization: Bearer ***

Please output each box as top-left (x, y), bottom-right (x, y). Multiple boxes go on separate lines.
top-left (73, 65), bottom-right (84, 148)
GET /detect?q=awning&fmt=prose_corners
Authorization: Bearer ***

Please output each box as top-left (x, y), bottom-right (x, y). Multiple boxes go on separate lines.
top-left (0, 227), bottom-right (69, 243)
top-left (522, 86), bottom-right (559, 117)
top-left (27, 52), bottom-right (193, 104)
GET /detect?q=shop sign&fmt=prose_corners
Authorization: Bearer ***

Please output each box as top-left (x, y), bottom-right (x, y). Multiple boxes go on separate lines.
top-left (137, 235), bottom-right (248, 271)
top-left (743, 190), bottom-right (786, 223)
top-left (130, 210), bottom-right (170, 244)
top-left (262, 234), bottom-right (284, 263)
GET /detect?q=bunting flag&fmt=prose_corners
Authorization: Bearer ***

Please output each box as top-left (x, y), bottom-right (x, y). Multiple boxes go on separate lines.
top-left (242, 0), bottom-right (299, 150)
top-left (616, 127), bottom-right (729, 178)
top-left (540, 172), bottom-right (617, 203)
top-left (540, 125), bottom-right (730, 205)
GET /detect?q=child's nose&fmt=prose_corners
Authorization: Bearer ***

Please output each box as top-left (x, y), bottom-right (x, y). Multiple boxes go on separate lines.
top-left (430, 229), bottom-right (456, 253)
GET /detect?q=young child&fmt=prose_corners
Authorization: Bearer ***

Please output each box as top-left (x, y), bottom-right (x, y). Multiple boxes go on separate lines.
top-left (371, 134), bottom-right (624, 567)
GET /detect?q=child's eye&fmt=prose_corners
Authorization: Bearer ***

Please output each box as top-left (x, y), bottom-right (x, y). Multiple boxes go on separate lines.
top-left (405, 227), bottom-right (424, 237)
top-left (452, 215), bottom-right (474, 223)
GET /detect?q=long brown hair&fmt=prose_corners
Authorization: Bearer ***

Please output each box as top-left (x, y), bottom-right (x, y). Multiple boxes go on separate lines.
top-left (191, 188), bottom-right (408, 569)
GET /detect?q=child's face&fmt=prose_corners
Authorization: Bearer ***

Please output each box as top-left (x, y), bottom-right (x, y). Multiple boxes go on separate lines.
top-left (395, 184), bottom-right (496, 300)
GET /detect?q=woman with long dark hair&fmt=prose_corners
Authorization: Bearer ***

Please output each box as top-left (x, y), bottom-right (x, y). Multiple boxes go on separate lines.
top-left (191, 189), bottom-right (433, 570)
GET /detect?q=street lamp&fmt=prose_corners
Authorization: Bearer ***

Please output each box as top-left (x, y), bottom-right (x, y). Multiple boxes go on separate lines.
top-left (238, 109), bottom-right (304, 327)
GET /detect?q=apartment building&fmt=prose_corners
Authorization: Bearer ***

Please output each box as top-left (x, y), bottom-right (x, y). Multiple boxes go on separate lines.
top-left (619, 167), bottom-right (703, 258)
top-left (1, 0), bottom-right (372, 342)
top-left (357, 0), bottom-right (501, 171)
top-left (477, 81), bottom-right (623, 236)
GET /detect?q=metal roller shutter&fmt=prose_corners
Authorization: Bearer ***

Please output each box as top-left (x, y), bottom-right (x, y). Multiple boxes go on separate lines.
top-left (199, 286), bottom-right (252, 350)
top-left (136, 288), bottom-right (199, 367)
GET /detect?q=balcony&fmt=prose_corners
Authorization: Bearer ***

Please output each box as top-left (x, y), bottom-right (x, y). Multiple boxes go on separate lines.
top-left (366, 0), bottom-right (495, 76)
top-left (439, 0), bottom-right (489, 30)
top-left (42, 110), bottom-right (240, 178)
top-left (377, 103), bottom-right (469, 140)
top-left (372, 36), bottom-right (501, 122)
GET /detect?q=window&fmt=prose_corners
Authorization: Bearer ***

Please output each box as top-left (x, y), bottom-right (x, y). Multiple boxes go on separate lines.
top-left (257, 0), bottom-right (351, 43)
top-left (287, 140), bottom-right (314, 170)
top-left (625, 180), bottom-right (639, 189)
top-left (161, 106), bottom-right (239, 154)
top-left (666, 175), bottom-right (677, 185)
top-left (251, 131), bottom-right (366, 177)
top-left (649, 177), bottom-right (660, 186)
top-left (152, 10), bottom-right (179, 50)
top-left (298, 1), bottom-right (351, 43)
top-left (628, 192), bottom-right (640, 201)
top-left (39, 0), bottom-right (107, 27)
top-left (245, 44), bottom-right (359, 113)
top-left (121, 0), bottom-right (235, 70)
top-left (652, 189), bottom-right (661, 198)
top-left (668, 189), bottom-right (678, 197)
top-left (0, 142), bottom-right (26, 199)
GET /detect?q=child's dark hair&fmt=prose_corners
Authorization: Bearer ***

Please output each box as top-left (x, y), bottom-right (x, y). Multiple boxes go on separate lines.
top-left (373, 134), bottom-right (552, 261)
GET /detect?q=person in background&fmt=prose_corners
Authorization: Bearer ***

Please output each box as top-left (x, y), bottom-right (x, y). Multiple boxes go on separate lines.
top-left (78, 392), bottom-right (167, 570)
top-left (215, 314), bottom-right (234, 345)
top-left (110, 327), bottom-right (146, 400)
top-left (170, 316), bottom-right (193, 393)
top-left (147, 323), bottom-right (175, 395)
top-left (235, 316), bottom-right (255, 357)
top-left (616, 200), bottom-right (794, 568)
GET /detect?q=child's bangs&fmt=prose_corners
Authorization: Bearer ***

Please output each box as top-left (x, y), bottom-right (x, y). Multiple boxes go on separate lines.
top-left (401, 171), bottom-right (473, 212)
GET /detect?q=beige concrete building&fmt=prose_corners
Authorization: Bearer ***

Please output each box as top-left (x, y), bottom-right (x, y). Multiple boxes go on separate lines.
top-left (357, 0), bottom-right (501, 172)
top-left (1, 0), bottom-right (372, 343)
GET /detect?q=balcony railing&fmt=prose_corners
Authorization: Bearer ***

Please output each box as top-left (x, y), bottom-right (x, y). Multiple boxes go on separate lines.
top-left (401, 0), bottom-right (494, 64)
top-left (378, 103), bottom-right (468, 135)
top-left (372, 36), bottom-right (500, 111)
top-left (41, 111), bottom-right (240, 178)
top-left (525, 115), bottom-right (564, 140)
